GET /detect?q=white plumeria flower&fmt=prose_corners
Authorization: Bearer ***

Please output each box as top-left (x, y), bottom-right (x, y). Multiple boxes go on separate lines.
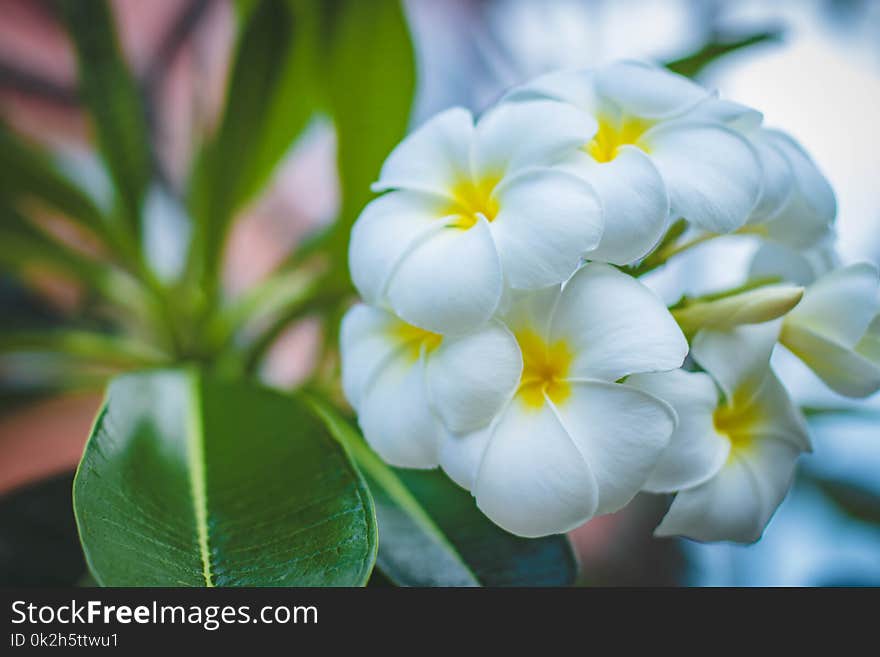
top-left (778, 263), bottom-right (880, 398)
top-left (349, 101), bottom-right (604, 335)
top-left (631, 322), bottom-right (811, 543)
top-left (688, 99), bottom-right (836, 249)
top-left (340, 303), bottom-right (522, 468)
top-left (504, 61), bottom-right (762, 263)
top-left (440, 263), bottom-right (688, 537)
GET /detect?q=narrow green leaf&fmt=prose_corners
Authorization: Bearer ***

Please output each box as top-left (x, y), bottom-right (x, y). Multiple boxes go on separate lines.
top-left (319, 0), bottom-right (415, 279)
top-left (665, 29), bottom-right (782, 79)
top-left (807, 474), bottom-right (880, 526)
top-left (189, 0), bottom-right (316, 290)
top-left (0, 330), bottom-right (167, 368)
top-left (0, 126), bottom-right (111, 243)
top-left (58, 0), bottom-right (152, 234)
top-left (310, 398), bottom-right (579, 587)
top-left (74, 370), bottom-right (377, 586)
top-left (0, 206), bottom-right (150, 319)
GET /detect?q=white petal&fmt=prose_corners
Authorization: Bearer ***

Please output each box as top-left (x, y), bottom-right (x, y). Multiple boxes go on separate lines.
top-left (339, 303), bottom-right (398, 409)
top-left (472, 100), bottom-right (598, 177)
top-left (374, 107), bottom-right (473, 195)
top-left (749, 242), bottom-right (823, 286)
top-left (690, 321), bottom-right (781, 403)
top-left (386, 216), bottom-right (502, 334)
top-left (685, 98), bottom-right (764, 132)
top-left (595, 61), bottom-right (711, 119)
top-left (551, 380), bottom-right (676, 515)
top-left (349, 191), bottom-right (449, 305)
top-left (439, 426), bottom-right (492, 490)
top-left (567, 146), bottom-right (669, 265)
top-left (739, 437), bottom-right (802, 535)
top-left (627, 370), bottom-right (730, 493)
top-left (760, 130), bottom-right (836, 249)
top-left (748, 130), bottom-right (796, 221)
top-left (786, 263), bottom-right (880, 348)
top-left (490, 168), bottom-right (603, 289)
top-left (654, 454), bottom-right (768, 543)
top-left (745, 370), bottom-right (812, 452)
top-left (473, 402), bottom-right (598, 538)
top-left (856, 315), bottom-right (880, 363)
top-left (500, 284), bottom-right (562, 338)
top-left (550, 263), bottom-right (687, 381)
top-left (502, 68), bottom-right (601, 114)
top-left (643, 120), bottom-right (761, 233)
top-left (358, 352), bottom-right (442, 469)
top-left (781, 323), bottom-right (880, 398)
top-left (425, 321), bottom-right (522, 433)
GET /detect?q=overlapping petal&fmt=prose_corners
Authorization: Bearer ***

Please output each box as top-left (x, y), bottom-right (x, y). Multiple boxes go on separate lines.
top-left (471, 99), bottom-right (598, 178)
top-left (760, 130), bottom-right (836, 249)
top-left (594, 60), bottom-right (711, 119)
top-left (642, 120), bottom-right (761, 233)
top-left (784, 263), bottom-right (879, 347)
top-left (690, 321), bottom-right (781, 403)
top-left (385, 216), bottom-right (502, 334)
top-left (549, 263), bottom-right (688, 381)
top-left (550, 380), bottom-right (676, 515)
top-left (564, 146), bottom-right (669, 265)
top-left (472, 402), bottom-right (599, 538)
top-left (425, 322), bottom-right (522, 433)
top-left (654, 454), bottom-right (766, 543)
top-left (349, 191), bottom-right (452, 306)
top-left (489, 168), bottom-right (603, 289)
top-left (374, 107), bottom-right (473, 195)
top-left (628, 370), bottom-right (730, 493)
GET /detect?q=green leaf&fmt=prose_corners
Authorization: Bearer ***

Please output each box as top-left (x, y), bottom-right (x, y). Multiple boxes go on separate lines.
top-left (189, 0), bottom-right (317, 290)
top-left (665, 28), bottom-right (783, 79)
top-left (74, 370), bottom-right (377, 586)
top-left (0, 205), bottom-right (151, 319)
top-left (0, 330), bottom-right (168, 368)
top-left (808, 474), bottom-right (880, 526)
top-left (58, 0), bottom-right (152, 234)
top-left (319, 0), bottom-right (416, 279)
top-left (309, 398), bottom-right (579, 587)
top-left (0, 126), bottom-right (111, 243)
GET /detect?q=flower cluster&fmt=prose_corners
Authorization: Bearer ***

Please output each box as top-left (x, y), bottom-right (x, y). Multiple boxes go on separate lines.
top-left (341, 61), bottom-right (880, 541)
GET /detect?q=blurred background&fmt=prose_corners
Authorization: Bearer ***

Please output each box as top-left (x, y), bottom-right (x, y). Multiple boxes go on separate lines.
top-left (1, 0), bottom-right (878, 586)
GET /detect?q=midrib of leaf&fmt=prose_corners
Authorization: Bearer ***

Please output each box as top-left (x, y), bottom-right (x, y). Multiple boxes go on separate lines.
top-left (186, 372), bottom-right (214, 587)
top-left (305, 396), bottom-right (479, 585)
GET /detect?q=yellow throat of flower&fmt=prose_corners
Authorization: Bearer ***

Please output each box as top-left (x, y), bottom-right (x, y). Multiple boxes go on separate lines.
top-left (445, 174), bottom-right (501, 229)
top-left (712, 389), bottom-right (764, 456)
top-left (516, 329), bottom-right (574, 409)
top-left (586, 114), bottom-right (653, 163)
top-left (390, 321), bottom-right (443, 361)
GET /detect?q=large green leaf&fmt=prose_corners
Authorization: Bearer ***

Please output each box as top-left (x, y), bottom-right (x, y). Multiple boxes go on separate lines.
top-left (310, 398), bottom-right (579, 587)
top-left (74, 370), bottom-right (377, 586)
top-left (319, 0), bottom-right (415, 278)
top-left (189, 0), bottom-right (316, 289)
top-left (58, 0), bottom-right (152, 235)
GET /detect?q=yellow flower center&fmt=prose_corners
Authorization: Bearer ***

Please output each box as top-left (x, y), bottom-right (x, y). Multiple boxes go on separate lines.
top-left (586, 114), bottom-right (653, 163)
top-left (712, 388), bottom-right (764, 456)
top-left (516, 329), bottom-right (574, 409)
top-left (445, 174), bottom-right (501, 229)
top-left (389, 321), bottom-right (443, 362)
